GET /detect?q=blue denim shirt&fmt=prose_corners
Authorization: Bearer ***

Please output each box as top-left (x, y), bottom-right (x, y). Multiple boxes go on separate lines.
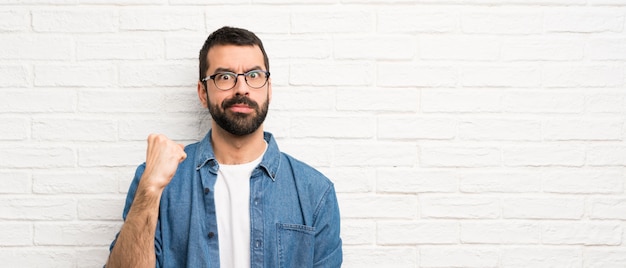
top-left (109, 131), bottom-right (342, 268)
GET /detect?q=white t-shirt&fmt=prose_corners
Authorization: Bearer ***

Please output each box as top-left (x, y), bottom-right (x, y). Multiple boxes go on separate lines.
top-left (214, 145), bottom-right (266, 268)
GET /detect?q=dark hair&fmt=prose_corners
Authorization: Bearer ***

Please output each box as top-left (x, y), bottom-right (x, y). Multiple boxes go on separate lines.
top-left (199, 26), bottom-right (270, 81)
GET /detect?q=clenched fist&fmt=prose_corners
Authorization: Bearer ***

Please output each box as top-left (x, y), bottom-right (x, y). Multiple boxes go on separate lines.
top-left (140, 134), bottom-right (187, 191)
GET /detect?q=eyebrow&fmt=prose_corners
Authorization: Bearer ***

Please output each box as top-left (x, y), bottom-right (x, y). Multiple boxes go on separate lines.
top-left (212, 66), bottom-right (264, 74)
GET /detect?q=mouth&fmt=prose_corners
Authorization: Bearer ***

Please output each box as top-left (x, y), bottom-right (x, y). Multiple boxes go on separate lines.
top-left (227, 103), bottom-right (254, 113)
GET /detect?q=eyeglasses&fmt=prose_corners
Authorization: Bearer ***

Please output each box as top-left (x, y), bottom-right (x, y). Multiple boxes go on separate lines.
top-left (201, 70), bottom-right (270, 91)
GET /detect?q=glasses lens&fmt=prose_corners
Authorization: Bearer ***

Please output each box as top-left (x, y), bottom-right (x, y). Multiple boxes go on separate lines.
top-left (245, 71), bottom-right (268, 88)
top-left (214, 73), bottom-right (236, 90)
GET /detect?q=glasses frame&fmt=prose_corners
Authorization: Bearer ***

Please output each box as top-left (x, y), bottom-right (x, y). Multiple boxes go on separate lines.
top-left (201, 70), bottom-right (270, 91)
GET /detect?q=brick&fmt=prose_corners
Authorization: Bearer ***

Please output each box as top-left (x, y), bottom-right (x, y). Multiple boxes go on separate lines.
top-left (82, 0), bottom-right (165, 4)
top-left (0, 146), bottom-right (75, 168)
top-left (77, 36), bottom-right (164, 60)
top-left (502, 37), bottom-right (584, 61)
top-left (291, 11), bottom-right (374, 33)
top-left (35, 64), bottom-right (116, 87)
top-left (264, 36), bottom-right (331, 59)
top-left (588, 145), bottom-right (626, 166)
top-left (420, 246), bottom-right (499, 267)
top-left (542, 221), bottom-right (621, 245)
top-left (343, 247), bottom-right (417, 268)
top-left (460, 170), bottom-right (542, 193)
top-left (545, 9), bottom-right (624, 33)
top-left (272, 87), bottom-right (334, 112)
top-left (336, 88), bottom-right (419, 112)
top-left (0, 117), bottom-right (28, 140)
top-left (0, 65), bottom-right (30, 87)
top-left (461, 65), bottom-right (541, 88)
top-left (334, 35), bottom-right (415, 60)
top-left (503, 91), bottom-right (585, 113)
top-left (376, 168), bottom-right (457, 193)
top-left (290, 61), bottom-right (374, 86)
top-left (421, 89), bottom-right (501, 113)
top-left (278, 141), bottom-right (333, 167)
top-left (0, 198), bottom-right (75, 220)
top-left (462, 11), bottom-right (542, 34)
top-left (35, 222), bottom-right (121, 246)
top-left (461, 221), bottom-right (540, 244)
top-left (543, 118), bottom-right (623, 141)
top-left (378, 63), bottom-right (457, 87)
top-left (587, 91), bottom-right (626, 113)
top-left (120, 8), bottom-right (203, 31)
top-left (590, 198), bottom-right (626, 220)
top-left (0, 171), bottom-right (31, 194)
top-left (334, 142), bottom-right (417, 167)
top-left (119, 62), bottom-right (196, 87)
top-left (585, 248), bottom-right (626, 267)
top-left (266, 62), bottom-right (289, 87)
top-left (459, 118), bottom-right (542, 141)
top-left (377, 221), bottom-right (458, 244)
top-left (543, 64), bottom-right (624, 88)
top-left (502, 197), bottom-right (583, 219)
top-left (32, 117), bottom-right (117, 141)
top-left (255, 0), bottom-right (334, 3)
top-left (0, 35), bottom-right (73, 60)
top-left (118, 116), bottom-right (202, 141)
top-left (503, 145), bottom-right (586, 167)
top-left (319, 167), bottom-right (375, 193)
top-left (590, 0), bottom-right (626, 4)
top-left (0, 89), bottom-right (76, 113)
top-left (341, 220), bottom-right (375, 245)
top-left (0, 249), bottom-right (74, 268)
top-left (75, 248), bottom-right (111, 268)
top-left (378, 116), bottom-right (456, 140)
top-left (33, 170), bottom-right (119, 194)
top-left (163, 88), bottom-right (207, 113)
top-left (338, 195), bottom-right (417, 219)
top-left (0, 10), bottom-right (30, 31)
top-left (78, 143), bottom-right (145, 167)
top-left (543, 170), bottom-right (623, 194)
top-left (377, 9), bottom-right (457, 33)
top-left (420, 146), bottom-right (501, 168)
top-left (419, 36), bottom-right (499, 60)
top-left (420, 195), bottom-right (500, 219)
top-left (205, 8), bottom-right (290, 34)
top-left (78, 89), bottom-right (162, 113)
top-left (291, 116), bottom-right (374, 139)
top-left (588, 38), bottom-right (626, 60)
top-left (264, 113), bottom-right (289, 139)
top-left (78, 197), bottom-right (125, 220)
top-left (502, 247), bottom-right (581, 268)
top-left (165, 35), bottom-right (207, 59)
top-left (0, 223), bottom-right (33, 246)
top-left (170, 0), bottom-right (246, 3)
top-left (32, 9), bottom-right (118, 33)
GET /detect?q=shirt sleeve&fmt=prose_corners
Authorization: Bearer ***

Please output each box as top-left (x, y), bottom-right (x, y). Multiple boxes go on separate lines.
top-left (312, 184), bottom-right (343, 267)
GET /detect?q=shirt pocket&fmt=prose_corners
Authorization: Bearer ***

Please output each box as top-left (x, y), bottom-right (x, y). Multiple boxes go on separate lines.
top-left (277, 223), bottom-right (316, 268)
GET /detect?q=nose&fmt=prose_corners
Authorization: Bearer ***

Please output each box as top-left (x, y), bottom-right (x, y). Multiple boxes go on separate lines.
top-left (233, 74), bottom-right (250, 96)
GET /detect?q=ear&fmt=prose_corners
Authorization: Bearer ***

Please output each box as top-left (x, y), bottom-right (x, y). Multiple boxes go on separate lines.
top-left (197, 81), bottom-right (208, 108)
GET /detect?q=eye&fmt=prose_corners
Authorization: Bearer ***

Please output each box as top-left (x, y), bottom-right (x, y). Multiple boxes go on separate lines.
top-left (217, 73), bottom-right (234, 81)
top-left (247, 71), bottom-right (261, 79)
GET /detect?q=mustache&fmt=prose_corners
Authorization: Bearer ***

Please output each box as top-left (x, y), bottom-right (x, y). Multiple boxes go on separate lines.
top-left (222, 95), bottom-right (259, 109)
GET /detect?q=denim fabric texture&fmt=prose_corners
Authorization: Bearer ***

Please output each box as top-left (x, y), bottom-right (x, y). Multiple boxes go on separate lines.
top-left (109, 131), bottom-right (343, 268)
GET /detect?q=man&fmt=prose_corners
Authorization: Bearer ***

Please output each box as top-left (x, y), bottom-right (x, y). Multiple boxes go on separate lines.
top-left (106, 26), bottom-right (342, 268)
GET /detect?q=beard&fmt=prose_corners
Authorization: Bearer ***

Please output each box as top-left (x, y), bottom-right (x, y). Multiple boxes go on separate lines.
top-left (208, 94), bottom-right (269, 136)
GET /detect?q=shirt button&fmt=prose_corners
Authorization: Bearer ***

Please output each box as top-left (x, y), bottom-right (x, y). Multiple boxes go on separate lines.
top-left (208, 232), bottom-right (215, 238)
top-left (255, 240), bottom-right (262, 248)
top-left (204, 188), bottom-right (210, 194)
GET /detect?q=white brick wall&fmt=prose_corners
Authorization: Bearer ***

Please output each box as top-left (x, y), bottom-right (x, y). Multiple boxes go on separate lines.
top-left (1, 1), bottom-right (626, 267)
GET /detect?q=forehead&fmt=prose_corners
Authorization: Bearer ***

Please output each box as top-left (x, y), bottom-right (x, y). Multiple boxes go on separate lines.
top-left (206, 44), bottom-right (265, 73)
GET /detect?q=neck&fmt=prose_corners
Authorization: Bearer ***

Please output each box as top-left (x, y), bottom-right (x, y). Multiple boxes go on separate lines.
top-left (211, 124), bottom-right (266, 165)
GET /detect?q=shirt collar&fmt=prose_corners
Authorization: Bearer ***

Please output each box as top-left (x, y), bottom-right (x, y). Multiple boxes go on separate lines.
top-left (195, 130), bottom-right (280, 181)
